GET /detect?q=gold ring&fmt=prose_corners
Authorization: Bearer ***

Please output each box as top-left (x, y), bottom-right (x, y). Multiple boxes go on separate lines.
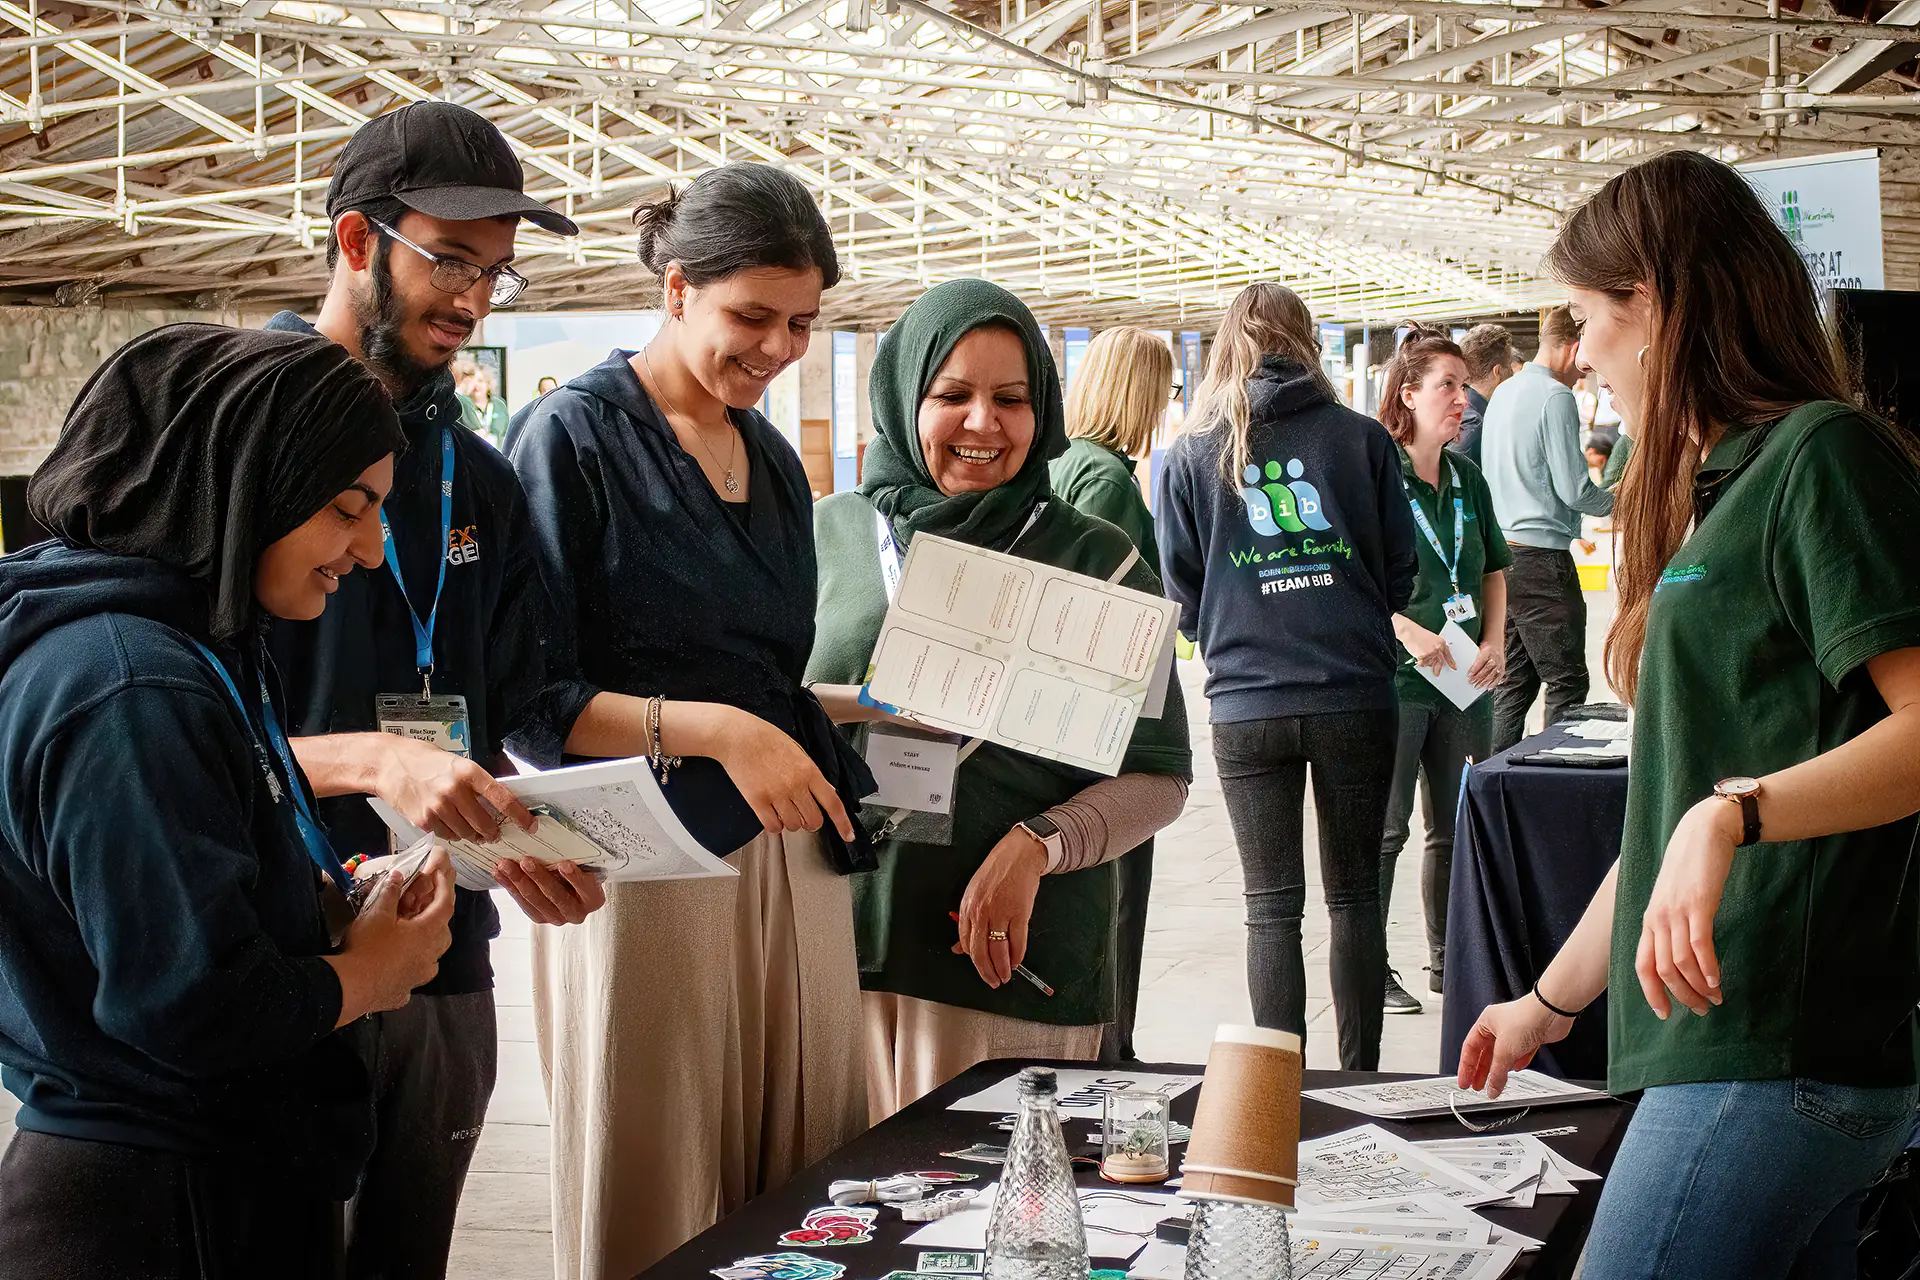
top-left (988, 929), bottom-right (1009, 942)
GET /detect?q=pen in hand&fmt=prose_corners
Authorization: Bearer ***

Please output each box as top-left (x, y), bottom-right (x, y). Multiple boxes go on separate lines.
top-left (948, 911), bottom-right (1055, 997)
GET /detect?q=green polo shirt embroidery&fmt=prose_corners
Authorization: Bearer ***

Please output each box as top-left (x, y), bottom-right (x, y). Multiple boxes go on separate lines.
top-left (1393, 446), bottom-right (1512, 709)
top-left (1610, 401), bottom-right (1920, 1095)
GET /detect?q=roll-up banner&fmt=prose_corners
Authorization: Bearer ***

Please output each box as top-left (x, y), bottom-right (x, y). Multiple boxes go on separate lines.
top-left (1740, 149), bottom-right (1885, 291)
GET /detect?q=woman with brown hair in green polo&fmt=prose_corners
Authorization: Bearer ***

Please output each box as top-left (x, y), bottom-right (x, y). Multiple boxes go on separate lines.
top-left (1459, 149), bottom-right (1920, 1279)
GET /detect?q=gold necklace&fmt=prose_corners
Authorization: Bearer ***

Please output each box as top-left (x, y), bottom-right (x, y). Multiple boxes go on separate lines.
top-left (642, 345), bottom-right (740, 495)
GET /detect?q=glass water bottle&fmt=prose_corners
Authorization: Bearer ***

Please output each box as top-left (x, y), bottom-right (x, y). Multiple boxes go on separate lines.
top-left (986, 1066), bottom-right (1089, 1280)
top-left (1183, 1199), bottom-right (1294, 1280)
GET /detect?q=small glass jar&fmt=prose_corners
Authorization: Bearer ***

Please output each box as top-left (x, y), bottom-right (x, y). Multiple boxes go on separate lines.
top-left (1099, 1090), bottom-right (1171, 1183)
top-left (1183, 1200), bottom-right (1293, 1280)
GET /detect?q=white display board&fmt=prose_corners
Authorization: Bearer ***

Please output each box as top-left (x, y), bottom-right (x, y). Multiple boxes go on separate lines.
top-left (1741, 150), bottom-right (1885, 292)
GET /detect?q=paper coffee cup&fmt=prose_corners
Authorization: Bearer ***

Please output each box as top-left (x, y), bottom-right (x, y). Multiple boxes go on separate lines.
top-left (1179, 1024), bottom-right (1303, 1209)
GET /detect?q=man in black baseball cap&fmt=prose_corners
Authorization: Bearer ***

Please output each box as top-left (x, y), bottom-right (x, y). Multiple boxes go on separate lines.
top-left (264, 101), bottom-right (604, 1279)
top-left (326, 99), bottom-right (579, 237)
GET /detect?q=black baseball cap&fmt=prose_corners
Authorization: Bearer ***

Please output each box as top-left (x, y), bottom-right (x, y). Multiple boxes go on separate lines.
top-left (327, 101), bottom-right (578, 237)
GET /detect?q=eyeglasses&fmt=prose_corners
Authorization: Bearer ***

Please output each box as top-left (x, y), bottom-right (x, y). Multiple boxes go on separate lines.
top-left (1169, 383), bottom-right (1185, 402)
top-left (370, 219), bottom-right (529, 307)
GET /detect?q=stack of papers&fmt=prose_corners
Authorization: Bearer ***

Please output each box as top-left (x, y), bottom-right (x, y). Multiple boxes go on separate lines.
top-left (1294, 1126), bottom-right (1508, 1210)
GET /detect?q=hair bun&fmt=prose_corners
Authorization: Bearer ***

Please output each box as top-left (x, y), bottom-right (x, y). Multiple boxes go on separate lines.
top-left (1398, 322), bottom-right (1446, 351)
top-left (631, 185), bottom-right (683, 273)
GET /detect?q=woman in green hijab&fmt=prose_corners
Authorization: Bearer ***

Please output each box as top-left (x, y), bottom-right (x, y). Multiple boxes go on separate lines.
top-left (808, 279), bottom-right (1193, 1119)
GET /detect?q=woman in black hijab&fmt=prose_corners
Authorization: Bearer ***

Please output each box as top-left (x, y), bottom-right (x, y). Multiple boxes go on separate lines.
top-left (0, 324), bottom-right (456, 1280)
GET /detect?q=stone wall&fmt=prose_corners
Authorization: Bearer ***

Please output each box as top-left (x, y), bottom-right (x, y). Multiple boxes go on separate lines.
top-left (0, 305), bottom-right (268, 475)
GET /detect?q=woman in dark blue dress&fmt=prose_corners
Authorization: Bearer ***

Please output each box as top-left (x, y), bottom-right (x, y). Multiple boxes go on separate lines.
top-left (508, 164), bottom-right (873, 1277)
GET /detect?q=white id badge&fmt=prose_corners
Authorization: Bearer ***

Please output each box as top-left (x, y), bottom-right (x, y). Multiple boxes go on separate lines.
top-left (863, 723), bottom-right (959, 814)
top-left (378, 693), bottom-right (473, 759)
top-left (1443, 593), bottom-right (1478, 624)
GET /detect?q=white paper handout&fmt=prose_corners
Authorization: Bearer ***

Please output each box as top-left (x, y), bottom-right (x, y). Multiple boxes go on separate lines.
top-left (947, 1067), bottom-right (1203, 1115)
top-left (1406, 619), bottom-right (1486, 712)
top-left (1291, 1229), bottom-right (1523, 1280)
top-left (368, 756), bottom-right (736, 890)
top-left (1303, 1070), bottom-right (1610, 1120)
top-left (1295, 1125), bottom-right (1508, 1209)
top-left (865, 533), bottom-right (1177, 775)
top-left (902, 1184), bottom-right (1178, 1260)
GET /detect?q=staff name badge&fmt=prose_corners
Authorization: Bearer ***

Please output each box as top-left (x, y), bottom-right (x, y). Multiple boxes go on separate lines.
top-left (863, 723), bottom-right (960, 814)
top-left (1443, 593), bottom-right (1477, 624)
top-left (378, 692), bottom-right (472, 759)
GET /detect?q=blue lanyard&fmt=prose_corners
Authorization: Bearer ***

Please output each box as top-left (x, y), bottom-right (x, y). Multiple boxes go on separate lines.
top-left (191, 641), bottom-right (351, 894)
top-left (1406, 460), bottom-right (1466, 596)
top-left (382, 427), bottom-right (455, 697)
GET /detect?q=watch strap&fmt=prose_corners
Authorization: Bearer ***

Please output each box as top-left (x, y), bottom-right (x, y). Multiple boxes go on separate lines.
top-left (1732, 791), bottom-right (1761, 847)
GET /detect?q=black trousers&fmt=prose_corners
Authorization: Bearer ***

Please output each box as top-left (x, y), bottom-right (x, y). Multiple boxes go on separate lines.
top-left (1379, 696), bottom-right (1491, 977)
top-left (1212, 707), bottom-right (1398, 1071)
top-left (343, 990), bottom-right (498, 1280)
top-left (1100, 841), bottom-right (1155, 1063)
top-left (0, 1129), bottom-right (341, 1280)
top-left (1492, 546), bottom-right (1590, 752)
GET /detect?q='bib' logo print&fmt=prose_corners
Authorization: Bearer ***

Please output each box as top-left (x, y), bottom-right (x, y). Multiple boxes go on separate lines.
top-left (447, 526), bottom-right (481, 567)
top-left (1241, 459), bottom-right (1332, 536)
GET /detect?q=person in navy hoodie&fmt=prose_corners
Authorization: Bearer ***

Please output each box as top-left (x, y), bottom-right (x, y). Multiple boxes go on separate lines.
top-left (0, 324), bottom-right (455, 1279)
top-left (1155, 282), bottom-right (1418, 1071)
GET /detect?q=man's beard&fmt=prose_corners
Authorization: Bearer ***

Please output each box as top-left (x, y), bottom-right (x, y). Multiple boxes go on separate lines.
top-left (353, 240), bottom-right (467, 400)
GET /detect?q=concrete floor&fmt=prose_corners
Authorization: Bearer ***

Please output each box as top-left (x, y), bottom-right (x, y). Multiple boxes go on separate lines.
top-left (0, 541), bottom-right (1617, 1280)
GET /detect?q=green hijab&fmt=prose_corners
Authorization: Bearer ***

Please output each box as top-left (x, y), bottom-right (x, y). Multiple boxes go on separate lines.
top-left (859, 278), bottom-right (1068, 549)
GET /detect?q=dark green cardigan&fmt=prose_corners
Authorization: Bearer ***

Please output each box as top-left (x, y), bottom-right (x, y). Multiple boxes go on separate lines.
top-left (807, 491), bottom-right (1192, 1025)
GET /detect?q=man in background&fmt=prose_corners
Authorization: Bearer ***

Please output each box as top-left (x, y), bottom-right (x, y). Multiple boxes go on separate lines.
top-left (1480, 305), bottom-right (1614, 751)
top-left (1452, 323), bottom-right (1517, 465)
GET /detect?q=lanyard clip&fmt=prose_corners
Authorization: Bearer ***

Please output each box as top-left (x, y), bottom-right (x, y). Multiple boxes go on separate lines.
top-left (421, 667), bottom-right (434, 701)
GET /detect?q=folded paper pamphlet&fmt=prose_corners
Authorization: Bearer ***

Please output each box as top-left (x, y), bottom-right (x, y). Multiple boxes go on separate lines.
top-left (368, 755), bottom-right (735, 889)
top-left (864, 534), bottom-right (1177, 775)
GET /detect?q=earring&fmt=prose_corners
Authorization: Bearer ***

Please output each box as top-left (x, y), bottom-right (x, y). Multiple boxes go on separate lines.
top-left (1636, 344), bottom-right (1648, 367)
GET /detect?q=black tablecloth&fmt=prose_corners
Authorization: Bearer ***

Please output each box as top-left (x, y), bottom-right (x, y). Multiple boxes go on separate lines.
top-left (1440, 724), bottom-right (1628, 1082)
top-left (636, 1060), bottom-right (1632, 1280)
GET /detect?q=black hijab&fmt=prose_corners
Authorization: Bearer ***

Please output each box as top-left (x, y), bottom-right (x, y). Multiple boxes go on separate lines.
top-left (29, 324), bottom-right (403, 641)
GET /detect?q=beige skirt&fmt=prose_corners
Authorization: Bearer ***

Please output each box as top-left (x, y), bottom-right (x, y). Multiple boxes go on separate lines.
top-left (533, 828), bottom-right (867, 1280)
top-left (862, 990), bottom-right (1104, 1124)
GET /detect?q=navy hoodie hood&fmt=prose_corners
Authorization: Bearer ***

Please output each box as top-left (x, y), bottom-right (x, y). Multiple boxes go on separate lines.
top-left (0, 542), bottom-right (212, 671)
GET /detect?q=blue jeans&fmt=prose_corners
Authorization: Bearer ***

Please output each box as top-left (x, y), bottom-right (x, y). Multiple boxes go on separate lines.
top-left (1584, 1078), bottom-right (1918, 1280)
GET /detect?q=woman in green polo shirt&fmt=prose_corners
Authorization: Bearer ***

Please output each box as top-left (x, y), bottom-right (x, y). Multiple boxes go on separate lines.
top-left (1457, 150), bottom-right (1920, 1280)
top-left (1374, 329), bottom-right (1509, 1017)
top-left (1049, 324), bottom-right (1176, 1063)
top-left (806, 279), bottom-right (1193, 1119)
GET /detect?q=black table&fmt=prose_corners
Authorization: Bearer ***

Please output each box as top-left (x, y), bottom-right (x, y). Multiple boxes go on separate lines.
top-left (637, 1060), bottom-right (1633, 1280)
top-left (1440, 724), bottom-right (1627, 1082)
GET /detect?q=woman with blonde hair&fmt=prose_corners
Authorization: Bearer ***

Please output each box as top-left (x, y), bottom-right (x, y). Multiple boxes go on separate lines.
top-left (1048, 325), bottom-right (1177, 1061)
top-left (1155, 282), bottom-right (1418, 1069)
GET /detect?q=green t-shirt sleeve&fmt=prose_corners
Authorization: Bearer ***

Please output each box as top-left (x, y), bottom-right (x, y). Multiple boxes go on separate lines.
top-left (1602, 434), bottom-right (1631, 488)
top-left (1471, 468), bottom-right (1514, 573)
top-left (1772, 413), bottom-right (1920, 686)
top-left (1114, 550), bottom-right (1194, 781)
